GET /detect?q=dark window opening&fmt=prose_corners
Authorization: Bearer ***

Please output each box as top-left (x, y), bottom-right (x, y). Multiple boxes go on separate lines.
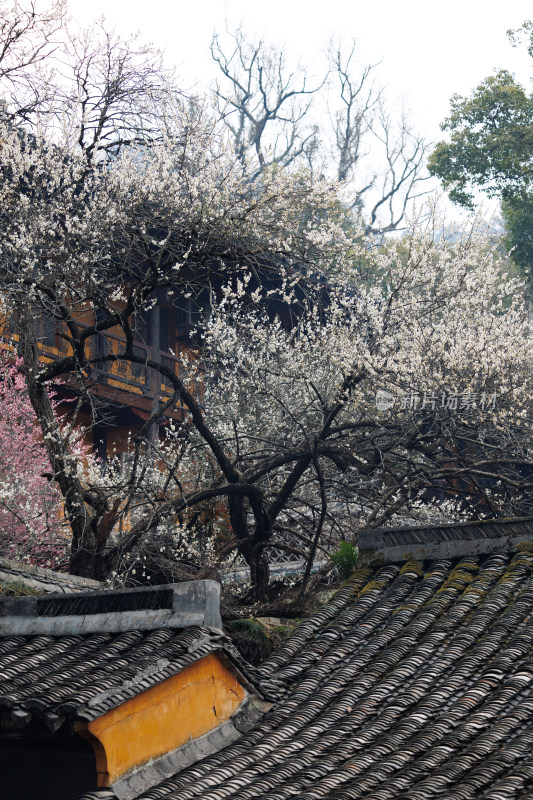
top-left (93, 308), bottom-right (110, 372)
top-left (159, 307), bottom-right (170, 354)
top-left (0, 735), bottom-right (98, 800)
top-left (176, 297), bottom-right (203, 328)
top-left (132, 310), bottom-right (151, 346)
top-left (37, 315), bottom-right (56, 348)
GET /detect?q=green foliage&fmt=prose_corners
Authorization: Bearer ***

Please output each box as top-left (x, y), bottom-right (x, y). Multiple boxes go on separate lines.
top-left (0, 580), bottom-right (40, 596)
top-left (429, 25), bottom-right (533, 279)
top-left (428, 71), bottom-right (533, 208)
top-left (501, 193), bottom-right (533, 276)
top-left (226, 617), bottom-right (299, 665)
top-left (227, 617), bottom-right (270, 643)
top-left (508, 20), bottom-right (533, 58)
top-left (226, 617), bottom-right (272, 664)
top-left (329, 540), bottom-right (359, 579)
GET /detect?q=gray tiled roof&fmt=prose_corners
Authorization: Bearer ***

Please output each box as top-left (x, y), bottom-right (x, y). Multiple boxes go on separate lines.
top-left (368, 516), bottom-right (533, 548)
top-left (0, 556), bottom-right (101, 594)
top-left (0, 625), bottom-right (257, 729)
top-left (358, 516), bottom-right (533, 564)
top-left (131, 549), bottom-right (533, 800)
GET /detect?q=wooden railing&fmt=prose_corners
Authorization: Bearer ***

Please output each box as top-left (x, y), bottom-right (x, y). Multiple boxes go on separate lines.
top-left (0, 319), bottom-right (204, 404)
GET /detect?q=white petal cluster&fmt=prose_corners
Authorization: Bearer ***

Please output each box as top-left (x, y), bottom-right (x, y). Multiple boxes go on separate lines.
top-left (0, 94), bottom-right (531, 583)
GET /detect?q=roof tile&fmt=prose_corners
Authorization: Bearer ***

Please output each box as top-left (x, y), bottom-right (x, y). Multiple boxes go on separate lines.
top-left (131, 551), bottom-right (533, 800)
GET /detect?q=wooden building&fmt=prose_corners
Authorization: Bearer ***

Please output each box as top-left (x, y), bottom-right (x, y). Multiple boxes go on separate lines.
top-left (0, 291), bottom-right (207, 461)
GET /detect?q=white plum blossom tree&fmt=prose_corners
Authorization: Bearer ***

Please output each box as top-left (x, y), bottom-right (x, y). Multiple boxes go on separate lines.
top-left (0, 3), bottom-right (532, 600)
top-left (117, 214), bottom-right (533, 598)
top-left (2, 99), bottom-right (531, 598)
top-left (0, 93), bottom-right (353, 584)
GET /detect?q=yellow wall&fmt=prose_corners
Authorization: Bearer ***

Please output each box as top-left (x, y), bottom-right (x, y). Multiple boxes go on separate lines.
top-left (76, 653), bottom-right (246, 787)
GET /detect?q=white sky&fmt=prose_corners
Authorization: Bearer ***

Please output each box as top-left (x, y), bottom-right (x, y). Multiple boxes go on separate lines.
top-left (67, 0), bottom-right (532, 222)
top-left (68, 0), bottom-right (532, 142)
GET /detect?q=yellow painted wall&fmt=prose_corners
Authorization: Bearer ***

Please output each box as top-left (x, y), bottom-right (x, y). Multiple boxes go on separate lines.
top-left (76, 653), bottom-right (245, 787)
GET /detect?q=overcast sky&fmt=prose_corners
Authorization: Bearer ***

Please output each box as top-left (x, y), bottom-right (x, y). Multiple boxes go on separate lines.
top-left (67, 0), bottom-right (532, 220)
top-left (68, 0), bottom-right (532, 140)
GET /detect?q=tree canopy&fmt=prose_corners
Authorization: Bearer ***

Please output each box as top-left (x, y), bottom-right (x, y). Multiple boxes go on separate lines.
top-left (1, 3), bottom-right (533, 601)
top-left (2, 106), bottom-right (532, 598)
top-left (428, 22), bottom-right (533, 277)
top-left (428, 70), bottom-right (533, 207)
top-left (210, 29), bottom-right (430, 234)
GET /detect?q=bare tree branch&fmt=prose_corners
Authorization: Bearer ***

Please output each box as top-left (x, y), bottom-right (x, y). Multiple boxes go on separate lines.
top-left (211, 27), bottom-right (322, 176)
top-left (365, 100), bottom-right (432, 234)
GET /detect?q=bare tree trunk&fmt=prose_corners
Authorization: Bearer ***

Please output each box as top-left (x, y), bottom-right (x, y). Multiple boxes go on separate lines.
top-left (228, 492), bottom-right (272, 600)
top-left (248, 550), bottom-right (270, 601)
top-left (17, 321), bottom-right (99, 578)
top-left (239, 538), bottom-right (271, 602)
top-left (299, 448), bottom-right (327, 598)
